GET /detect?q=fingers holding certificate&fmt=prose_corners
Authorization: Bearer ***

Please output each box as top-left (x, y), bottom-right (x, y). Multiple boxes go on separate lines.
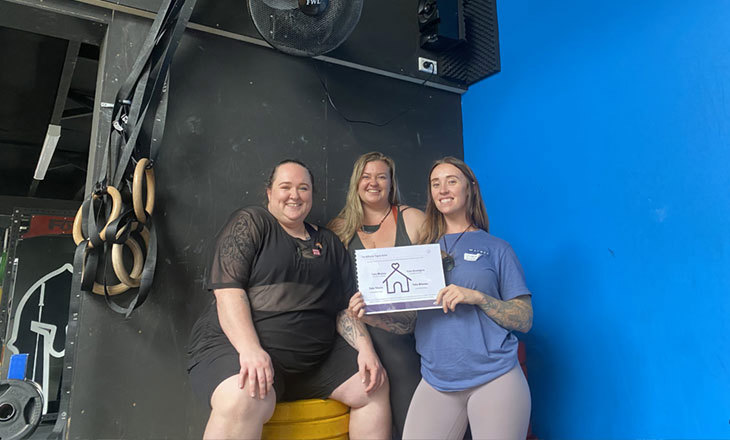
top-left (354, 244), bottom-right (446, 314)
top-left (348, 292), bottom-right (367, 318)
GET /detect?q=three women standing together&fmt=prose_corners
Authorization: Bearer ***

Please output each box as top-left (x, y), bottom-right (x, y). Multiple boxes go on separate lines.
top-left (188, 152), bottom-right (533, 439)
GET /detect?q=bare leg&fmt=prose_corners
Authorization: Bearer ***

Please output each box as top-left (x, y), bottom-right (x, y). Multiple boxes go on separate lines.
top-left (330, 372), bottom-right (391, 439)
top-left (204, 375), bottom-right (276, 440)
top-left (467, 365), bottom-right (531, 440)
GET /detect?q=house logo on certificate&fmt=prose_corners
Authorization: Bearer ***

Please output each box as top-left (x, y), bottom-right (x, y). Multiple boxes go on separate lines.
top-left (383, 263), bottom-right (412, 294)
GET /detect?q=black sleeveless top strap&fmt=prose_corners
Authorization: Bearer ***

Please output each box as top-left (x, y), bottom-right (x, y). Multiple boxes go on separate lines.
top-left (348, 205), bottom-right (412, 260)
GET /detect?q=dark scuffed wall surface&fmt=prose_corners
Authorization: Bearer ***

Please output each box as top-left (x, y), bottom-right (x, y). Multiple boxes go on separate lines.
top-left (68, 13), bottom-right (462, 440)
top-left (102, 0), bottom-right (463, 89)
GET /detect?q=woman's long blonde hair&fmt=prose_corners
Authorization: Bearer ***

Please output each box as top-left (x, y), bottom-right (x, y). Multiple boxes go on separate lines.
top-left (420, 157), bottom-right (489, 245)
top-left (328, 152), bottom-right (401, 246)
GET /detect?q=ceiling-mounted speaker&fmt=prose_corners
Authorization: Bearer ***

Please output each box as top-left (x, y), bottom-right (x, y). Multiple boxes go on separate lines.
top-left (249, 0), bottom-right (363, 57)
top-left (420, 0), bottom-right (501, 87)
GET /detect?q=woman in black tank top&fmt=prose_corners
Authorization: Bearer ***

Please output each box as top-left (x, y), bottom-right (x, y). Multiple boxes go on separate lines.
top-left (328, 152), bottom-right (426, 439)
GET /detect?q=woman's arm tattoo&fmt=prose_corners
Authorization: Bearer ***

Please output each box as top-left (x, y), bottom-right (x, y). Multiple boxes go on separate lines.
top-left (478, 295), bottom-right (533, 333)
top-left (336, 312), bottom-right (367, 349)
top-left (365, 311), bottom-right (416, 335)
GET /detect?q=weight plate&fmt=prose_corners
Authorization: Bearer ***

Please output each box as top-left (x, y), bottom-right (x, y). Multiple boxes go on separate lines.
top-left (0, 379), bottom-right (43, 440)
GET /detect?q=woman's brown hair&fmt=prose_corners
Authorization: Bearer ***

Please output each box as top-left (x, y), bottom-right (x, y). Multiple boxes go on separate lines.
top-left (420, 157), bottom-right (489, 244)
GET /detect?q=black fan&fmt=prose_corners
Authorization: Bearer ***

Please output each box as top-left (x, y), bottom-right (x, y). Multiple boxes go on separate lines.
top-left (248, 0), bottom-right (363, 57)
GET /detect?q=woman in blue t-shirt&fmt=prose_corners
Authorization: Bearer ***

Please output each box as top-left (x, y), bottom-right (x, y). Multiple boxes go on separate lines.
top-left (348, 156), bottom-right (533, 439)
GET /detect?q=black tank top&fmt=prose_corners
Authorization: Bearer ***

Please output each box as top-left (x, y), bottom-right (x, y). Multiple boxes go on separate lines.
top-left (346, 205), bottom-right (421, 439)
top-left (348, 205), bottom-right (412, 259)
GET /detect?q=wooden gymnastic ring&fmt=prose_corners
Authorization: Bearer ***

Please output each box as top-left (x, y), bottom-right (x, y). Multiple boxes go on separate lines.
top-left (111, 234), bottom-right (145, 288)
top-left (115, 222), bottom-right (150, 247)
top-left (133, 159), bottom-right (155, 223)
top-left (91, 236), bottom-right (144, 296)
top-left (72, 186), bottom-right (123, 246)
top-left (110, 224), bottom-right (149, 288)
top-left (72, 205), bottom-right (85, 245)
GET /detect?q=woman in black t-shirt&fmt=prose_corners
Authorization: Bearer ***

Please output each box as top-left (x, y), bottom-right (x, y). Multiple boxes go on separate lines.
top-left (188, 160), bottom-right (390, 439)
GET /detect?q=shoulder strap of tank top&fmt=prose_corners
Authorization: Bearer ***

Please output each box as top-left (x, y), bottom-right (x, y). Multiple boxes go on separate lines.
top-left (395, 205), bottom-right (413, 246)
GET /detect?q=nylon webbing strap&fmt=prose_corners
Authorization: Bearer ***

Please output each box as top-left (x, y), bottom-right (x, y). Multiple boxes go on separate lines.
top-left (90, 0), bottom-right (195, 315)
top-left (51, 0), bottom-right (197, 437)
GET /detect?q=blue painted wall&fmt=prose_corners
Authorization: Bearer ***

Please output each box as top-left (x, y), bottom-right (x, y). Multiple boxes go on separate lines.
top-left (462, 1), bottom-right (730, 438)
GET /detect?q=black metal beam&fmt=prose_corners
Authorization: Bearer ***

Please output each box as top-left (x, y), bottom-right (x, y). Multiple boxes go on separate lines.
top-left (0, 1), bottom-right (107, 44)
top-left (61, 108), bottom-right (93, 120)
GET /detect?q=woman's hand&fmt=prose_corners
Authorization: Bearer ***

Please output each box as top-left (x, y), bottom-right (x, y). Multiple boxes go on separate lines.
top-left (238, 347), bottom-right (274, 399)
top-left (435, 284), bottom-right (484, 313)
top-left (357, 347), bottom-right (387, 393)
top-left (348, 291), bottom-right (367, 319)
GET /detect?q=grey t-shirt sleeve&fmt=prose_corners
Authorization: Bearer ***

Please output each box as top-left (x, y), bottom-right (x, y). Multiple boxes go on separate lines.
top-left (498, 245), bottom-right (532, 301)
top-left (207, 209), bottom-right (260, 290)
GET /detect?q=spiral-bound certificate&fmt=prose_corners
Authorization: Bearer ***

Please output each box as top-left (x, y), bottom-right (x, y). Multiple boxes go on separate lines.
top-left (354, 244), bottom-right (445, 314)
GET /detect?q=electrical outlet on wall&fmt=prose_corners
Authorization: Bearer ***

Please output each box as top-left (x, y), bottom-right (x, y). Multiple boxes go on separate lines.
top-left (418, 57), bottom-right (437, 75)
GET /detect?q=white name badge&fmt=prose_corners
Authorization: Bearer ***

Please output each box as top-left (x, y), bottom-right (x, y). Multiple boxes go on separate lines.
top-left (464, 252), bottom-right (481, 262)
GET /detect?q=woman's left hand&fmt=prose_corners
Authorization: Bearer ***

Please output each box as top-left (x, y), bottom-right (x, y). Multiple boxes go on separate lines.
top-left (435, 284), bottom-right (484, 313)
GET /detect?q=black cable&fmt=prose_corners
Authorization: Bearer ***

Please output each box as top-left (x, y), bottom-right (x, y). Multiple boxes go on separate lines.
top-left (313, 62), bottom-right (436, 127)
top-left (47, 163), bottom-right (87, 172)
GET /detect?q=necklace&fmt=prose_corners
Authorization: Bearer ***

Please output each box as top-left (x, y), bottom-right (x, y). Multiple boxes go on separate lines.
top-left (442, 225), bottom-right (472, 272)
top-left (361, 206), bottom-right (392, 234)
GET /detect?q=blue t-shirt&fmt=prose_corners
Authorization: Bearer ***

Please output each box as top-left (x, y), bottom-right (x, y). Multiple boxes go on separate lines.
top-left (415, 230), bottom-right (531, 391)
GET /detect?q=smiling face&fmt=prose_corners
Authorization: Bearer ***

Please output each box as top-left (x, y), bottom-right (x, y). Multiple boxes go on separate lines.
top-left (357, 160), bottom-right (392, 208)
top-left (429, 163), bottom-right (470, 218)
top-left (266, 162), bottom-right (313, 227)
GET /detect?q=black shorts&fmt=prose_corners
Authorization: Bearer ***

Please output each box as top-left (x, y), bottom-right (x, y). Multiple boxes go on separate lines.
top-left (188, 335), bottom-right (359, 407)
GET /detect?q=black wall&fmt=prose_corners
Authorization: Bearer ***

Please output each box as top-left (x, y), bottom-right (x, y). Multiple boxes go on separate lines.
top-left (110, 0), bottom-right (465, 90)
top-left (64, 5), bottom-right (463, 439)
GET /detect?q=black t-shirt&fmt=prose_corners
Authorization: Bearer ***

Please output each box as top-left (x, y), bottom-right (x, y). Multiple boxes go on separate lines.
top-left (188, 206), bottom-right (357, 373)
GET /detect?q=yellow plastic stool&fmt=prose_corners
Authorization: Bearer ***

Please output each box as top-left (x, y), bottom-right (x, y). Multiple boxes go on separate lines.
top-left (262, 398), bottom-right (350, 440)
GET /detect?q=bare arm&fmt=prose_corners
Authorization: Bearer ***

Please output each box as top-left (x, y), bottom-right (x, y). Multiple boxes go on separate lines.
top-left (360, 311), bottom-right (417, 335)
top-left (215, 288), bottom-right (262, 351)
top-left (476, 294), bottom-right (533, 333)
top-left (336, 310), bottom-right (387, 392)
top-left (347, 292), bottom-right (416, 334)
top-left (401, 206), bottom-right (427, 244)
top-left (336, 310), bottom-right (375, 352)
top-left (214, 288), bottom-right (274, 398)
top-left (436, 285), bottom-right (533, 333)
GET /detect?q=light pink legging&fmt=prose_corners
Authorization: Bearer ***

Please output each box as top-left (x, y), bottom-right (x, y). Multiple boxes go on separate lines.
top-left (403, 364), bottom-right (531, 440)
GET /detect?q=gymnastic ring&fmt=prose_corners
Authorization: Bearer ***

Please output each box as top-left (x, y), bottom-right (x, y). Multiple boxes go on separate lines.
top-left (114, 222), bottom-right (150, 246)
top-left (110, 224), bottom-right (150, 288)
top-left (111, 234), bottom-right (145, 288)
top-left (72, 205), bottom-right (85, 245)
top-left (132, 159), bottom-right (155, 223)
top-left (72, 186), bottom-right (123, 247)
top-left (91, 236), bottom-right (144, 296)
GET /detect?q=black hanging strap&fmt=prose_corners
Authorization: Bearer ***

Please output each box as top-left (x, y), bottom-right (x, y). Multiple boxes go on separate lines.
top-left (51, 0), bottom-right (197, 437)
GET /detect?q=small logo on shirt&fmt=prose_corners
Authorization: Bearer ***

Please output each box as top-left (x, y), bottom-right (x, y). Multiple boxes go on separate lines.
top-left (313, 242), bottom-right (323, 256)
